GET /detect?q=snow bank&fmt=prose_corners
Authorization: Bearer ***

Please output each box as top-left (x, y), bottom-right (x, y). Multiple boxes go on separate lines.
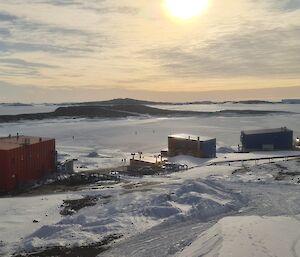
top-left (170, 180), bottom-right (243, 221)
top-left (213, 151), bottom-right (300, 164)
top-left (16, 179), bottom-right (244, 254)
top-left (141, 180), bottom-right (242, 221)
top-left (178, 215), bottom-right (300, 257)
top-left (168, 155), bottom-right (210, 168)
top-left (0, 194), bottom-right (68, 256)
top-left (225, 160), bottom-right (300, 184)
top-left (217, 146), bottom-right (236, 153)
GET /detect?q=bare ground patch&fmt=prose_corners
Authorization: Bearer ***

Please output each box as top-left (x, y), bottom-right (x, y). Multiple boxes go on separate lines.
top-left (13, 234), bottom-right (123, 257)
top-left (2, 173), bottom-right (120, 197)
top-left (60, 195), bottom-right (112, 216)
top-left (122, 181), bottom-right (162, 192)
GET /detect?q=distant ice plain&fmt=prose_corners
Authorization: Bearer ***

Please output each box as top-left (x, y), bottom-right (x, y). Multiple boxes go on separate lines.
top-left (0, 103), bottom-right (299, 170)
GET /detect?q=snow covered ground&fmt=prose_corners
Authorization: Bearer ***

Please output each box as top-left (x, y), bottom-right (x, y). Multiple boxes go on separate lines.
top-left (153, 103), bottom-right (300, 113)
top-left (177, 215), bottom-right (300, 257)
top-left (0, 162), bottom-right (238, 256)
top-left (0, 194), bottom-right (71, 256)
top-left (0, 103), bottom-right (300, 256)
top-left (1, 157), bottom-right (300, 256)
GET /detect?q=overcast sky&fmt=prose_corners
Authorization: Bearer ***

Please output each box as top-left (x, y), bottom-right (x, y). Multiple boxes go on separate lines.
top-left (0, 0), bottom-right (299, 102)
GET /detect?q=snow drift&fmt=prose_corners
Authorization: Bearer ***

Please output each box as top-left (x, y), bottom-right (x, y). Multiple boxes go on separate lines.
top-left (177, 215), bottom-right (300, 257)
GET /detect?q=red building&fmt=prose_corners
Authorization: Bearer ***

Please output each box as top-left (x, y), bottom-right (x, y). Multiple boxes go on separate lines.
top-left (0, 135), bottom-right (56, 192)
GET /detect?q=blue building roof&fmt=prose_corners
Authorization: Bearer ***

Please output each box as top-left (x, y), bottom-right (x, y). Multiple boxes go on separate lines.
top-left (241, 127), bottom-right (292, 135)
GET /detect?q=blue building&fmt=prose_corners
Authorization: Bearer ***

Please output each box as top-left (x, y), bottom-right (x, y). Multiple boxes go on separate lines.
top-left (240, 127), bottom-right (293, 152)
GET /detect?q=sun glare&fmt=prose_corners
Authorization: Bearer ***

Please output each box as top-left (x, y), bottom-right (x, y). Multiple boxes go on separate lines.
top-left (165, 0), bottom-right (209, 20)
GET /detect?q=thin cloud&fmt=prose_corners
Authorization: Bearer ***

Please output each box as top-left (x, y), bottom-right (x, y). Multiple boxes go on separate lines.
top-left (281, 0), bottom-right (300, 10)
top-left (141, 26), bottom-right (300, 79)
top-left (0, 40), bottom-right (94, 54)
top-left (0, 58), bottom-right (58, 68)
top-left (0, 12), bottom-right (17, 21)
top-left (0, 28), bottom-right (10, 36)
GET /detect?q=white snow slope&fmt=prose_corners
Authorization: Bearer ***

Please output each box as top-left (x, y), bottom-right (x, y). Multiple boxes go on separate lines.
top-left (5, 165), bottom-right (242, 256)
top-left (178, 215), bottom-right (300, 257)
top-left (1, 158), bottom-right (299, 257)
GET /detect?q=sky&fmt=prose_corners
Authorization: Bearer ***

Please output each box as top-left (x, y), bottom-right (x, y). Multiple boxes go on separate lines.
top-left (0, 0), bottom-right (299, 103)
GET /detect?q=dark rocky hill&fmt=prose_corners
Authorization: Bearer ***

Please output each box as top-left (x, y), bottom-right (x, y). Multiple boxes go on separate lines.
top-left (0, 105), bottom-right (293, 123)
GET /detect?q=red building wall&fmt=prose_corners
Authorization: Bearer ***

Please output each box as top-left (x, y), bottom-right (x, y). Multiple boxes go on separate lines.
top-left (168, 137), bottom-right (200, 157)
top-left (168, 137), bottom-right (216, 158)
top-left (0, 151), bottom-right (9, 191)
top-left (0, 139), bottom-right (56, 192)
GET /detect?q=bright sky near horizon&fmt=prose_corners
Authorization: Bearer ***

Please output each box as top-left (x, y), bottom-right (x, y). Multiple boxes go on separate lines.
top-left (0, 0), bottom-right (299, 102)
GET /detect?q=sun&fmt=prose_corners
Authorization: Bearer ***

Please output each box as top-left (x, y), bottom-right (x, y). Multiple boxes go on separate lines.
top-left (165, 0), bottom-right (209, 20)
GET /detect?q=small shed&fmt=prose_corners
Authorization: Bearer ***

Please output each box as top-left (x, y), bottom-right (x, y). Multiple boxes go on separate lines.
top-left (168, 134), bottom-right (216, 158)
top-left (240, 127), bottom-right (293, 152)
